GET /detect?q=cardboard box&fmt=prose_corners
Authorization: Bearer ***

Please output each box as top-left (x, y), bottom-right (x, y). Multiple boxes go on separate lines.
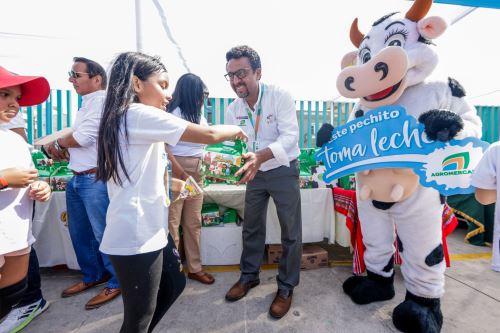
top-left (267, 244), bottom-right (329, 270)
top-left (200, 224), bottom-right (243, 265)
top-left (301, 245), bottom-right (329, 270)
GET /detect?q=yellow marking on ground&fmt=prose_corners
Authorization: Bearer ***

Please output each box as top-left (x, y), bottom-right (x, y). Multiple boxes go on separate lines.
top-left (450, 252), bottom-right (492, 261)
top-left (196, 253), bottom-right (491, 273)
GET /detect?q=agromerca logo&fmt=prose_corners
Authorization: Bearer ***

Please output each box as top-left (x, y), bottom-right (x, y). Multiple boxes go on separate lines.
top-left (431, 152), bottom-right (473, 177)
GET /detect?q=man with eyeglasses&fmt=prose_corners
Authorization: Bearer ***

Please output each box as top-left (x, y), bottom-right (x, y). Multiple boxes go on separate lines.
top-left (44, 57), bottom-right (121, 310)
top-left (223, 45), bottom-right (302, 319)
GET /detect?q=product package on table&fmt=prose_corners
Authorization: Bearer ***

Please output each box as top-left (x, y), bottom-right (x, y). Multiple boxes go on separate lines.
top-left (31, 150), bottom-right (72, 192)
top-left (202, 140), bottom-right (247, 184)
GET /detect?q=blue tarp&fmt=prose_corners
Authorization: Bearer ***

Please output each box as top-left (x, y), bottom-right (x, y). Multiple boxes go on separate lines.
top-left (434, 0), bottom-right (500, 9)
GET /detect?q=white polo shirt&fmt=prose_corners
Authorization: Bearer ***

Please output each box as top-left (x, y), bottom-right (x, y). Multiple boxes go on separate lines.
top-left (225, 83), bottom-right (300, 172)
top-left (68, 90), bottom-right (106, 172)
top-left (100, 103), bottom-right (189, 255)
top-left (0, 128), bottom-right (35, 255)
top-left (169, 106), bottom-right (208, 158)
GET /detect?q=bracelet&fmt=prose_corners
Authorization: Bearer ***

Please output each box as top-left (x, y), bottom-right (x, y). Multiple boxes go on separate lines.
top-left (53, 140), bottom-right (63, 151)
top-left (0, 177), bottom-right (8, 190)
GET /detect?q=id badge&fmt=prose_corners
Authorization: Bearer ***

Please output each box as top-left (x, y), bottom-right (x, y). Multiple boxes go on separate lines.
top-left (252, 141), bottom-right (259, 152)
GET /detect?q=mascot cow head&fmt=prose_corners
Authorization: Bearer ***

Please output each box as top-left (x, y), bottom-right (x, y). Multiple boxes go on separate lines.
top-left (336, 0), bottom-right (447, 109)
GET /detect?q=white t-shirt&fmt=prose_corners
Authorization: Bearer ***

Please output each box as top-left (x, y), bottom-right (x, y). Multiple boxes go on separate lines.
top-left (226, 82), bottom-right (300, 172)
top-left (471, 141), bottom-right (500, 271)
top-left (169, 106), bottom-right (208, 158)
top-left (100, 103), bottom-right (188, 255)
top-left (0, 127), bottom-right (35, 255)
top-left (68, 90), bottom-right (106, 172)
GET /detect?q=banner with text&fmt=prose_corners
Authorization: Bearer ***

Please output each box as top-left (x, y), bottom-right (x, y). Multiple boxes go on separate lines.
top-left (315, 105), bottom-right (489, 196)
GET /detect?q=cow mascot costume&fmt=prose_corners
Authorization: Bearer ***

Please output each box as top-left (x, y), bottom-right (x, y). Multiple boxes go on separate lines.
top-left (316, 0), bottom-right (482, 332)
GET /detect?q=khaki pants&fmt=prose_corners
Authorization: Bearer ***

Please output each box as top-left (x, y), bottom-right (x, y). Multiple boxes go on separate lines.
top-left (168, 156), bottom-right (204, 273)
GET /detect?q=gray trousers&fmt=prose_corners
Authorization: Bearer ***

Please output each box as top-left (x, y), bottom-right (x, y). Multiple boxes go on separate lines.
top-left (240, 160), bottom-right (302, 290)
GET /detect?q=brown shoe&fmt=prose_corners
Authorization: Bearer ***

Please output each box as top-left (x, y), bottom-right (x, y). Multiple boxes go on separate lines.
top-left (61, 275), bottom-right (111, 298)
top-left (85, 288), bottom-right (121, 310)
top-left (225, 279), bottom-right (260, 302)
top-left (188, 271), bottom-right (215, 285)
top-left (269, 289), bottom-right (293, 319)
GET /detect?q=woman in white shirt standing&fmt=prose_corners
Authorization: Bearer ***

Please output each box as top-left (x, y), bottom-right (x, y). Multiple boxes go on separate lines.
top-left (167, 73), bottom-right (215, 285)
top-left (96, 52), bottom-right (246, 333)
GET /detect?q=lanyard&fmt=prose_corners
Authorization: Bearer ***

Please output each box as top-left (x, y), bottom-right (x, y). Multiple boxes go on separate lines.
top-left (246, 83), bottom-right (265, 141)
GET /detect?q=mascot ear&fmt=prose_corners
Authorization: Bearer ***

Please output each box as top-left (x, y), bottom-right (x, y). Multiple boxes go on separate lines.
top-left (340, 51), bottom-right (358, 69)
top-left (417, 16), bottom-right (447, 40)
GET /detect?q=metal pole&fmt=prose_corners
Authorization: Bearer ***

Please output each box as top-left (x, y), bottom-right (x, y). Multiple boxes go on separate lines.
top-left (135, 0), bottom-right (143, 52)
top-left (451, 7), bottom-right (478, 25)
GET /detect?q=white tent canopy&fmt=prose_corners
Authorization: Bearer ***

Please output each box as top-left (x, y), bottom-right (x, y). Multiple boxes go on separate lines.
top-left (1, 0), bottom-right (499, 105)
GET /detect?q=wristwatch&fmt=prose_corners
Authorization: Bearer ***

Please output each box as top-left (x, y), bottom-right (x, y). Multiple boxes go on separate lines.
top-left (0, 177), bottom-right (8, 190)
top-left (53, 139), bottom-right (63, 151)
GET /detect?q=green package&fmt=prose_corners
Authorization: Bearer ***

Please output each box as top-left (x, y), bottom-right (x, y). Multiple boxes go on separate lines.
top-left (50, 166), bottom-right (73, 192)
top-left (222, 208), bottom-right (238, 224)
top-left (201, 203), bottom-right (222, 227)
top-left (299, 170), bottom-right (314, 189)
top-left (202, 140), bottom-right (247, 184)
top-left (298, 149), bottom-right (319, 189)
top-left (338, 174), bottom-right (356, 190)
top-left (298, 148), bottom-right (318, 174)
top-left (37, 167), bottom-right (51, 184)
top-left (31, 150), bottom-right (51, 169)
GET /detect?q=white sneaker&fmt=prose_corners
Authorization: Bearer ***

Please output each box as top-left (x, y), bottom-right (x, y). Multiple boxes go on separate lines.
top-left (0, 298), bottom-right (49, 333)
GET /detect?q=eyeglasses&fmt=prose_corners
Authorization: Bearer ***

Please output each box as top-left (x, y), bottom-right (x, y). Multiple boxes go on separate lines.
top-left (224, 68), bottom-right (252, 81)
top-left (68, 70), bottom-right (90, 79)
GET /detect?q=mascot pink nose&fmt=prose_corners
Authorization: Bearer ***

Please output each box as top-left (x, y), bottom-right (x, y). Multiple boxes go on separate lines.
top-left (345, 62), bottom-right (389, 91)
top-left (336, 46), bottom-right (408, 99)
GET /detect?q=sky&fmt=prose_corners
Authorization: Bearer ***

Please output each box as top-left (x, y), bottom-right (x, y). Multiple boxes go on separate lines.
top-left (1, 0), bottom-right (499, 105)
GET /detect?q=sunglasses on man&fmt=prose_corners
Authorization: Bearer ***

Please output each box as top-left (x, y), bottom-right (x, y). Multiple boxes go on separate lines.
top-left (68, 70), bottom-right (90, 79)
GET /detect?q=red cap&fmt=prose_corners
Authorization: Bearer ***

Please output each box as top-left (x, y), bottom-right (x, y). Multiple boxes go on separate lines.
top-left (0, 66), bottom-right (50, 106)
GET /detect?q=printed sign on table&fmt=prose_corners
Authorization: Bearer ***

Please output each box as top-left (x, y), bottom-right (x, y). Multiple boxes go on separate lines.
top-left (315, 105), bottom-right (489, 196)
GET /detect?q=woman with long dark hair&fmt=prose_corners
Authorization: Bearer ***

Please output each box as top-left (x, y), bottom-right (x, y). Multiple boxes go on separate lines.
top-left (96, 52), bottom-right (246, 333)
top-left (167, 73), bottom-right (214, 285)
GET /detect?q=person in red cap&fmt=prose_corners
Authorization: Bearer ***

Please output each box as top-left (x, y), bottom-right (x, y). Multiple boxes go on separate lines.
top-left (0, 66), bottom-right (52, 321)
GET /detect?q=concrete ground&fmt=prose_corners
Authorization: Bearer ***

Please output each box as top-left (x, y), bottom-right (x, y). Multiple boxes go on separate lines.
top-left (19, 228), bottom-right (500, 333)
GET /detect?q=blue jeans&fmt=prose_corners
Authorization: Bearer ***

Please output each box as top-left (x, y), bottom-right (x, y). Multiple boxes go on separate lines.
top-left (66, 174), bottom-right (119, 289)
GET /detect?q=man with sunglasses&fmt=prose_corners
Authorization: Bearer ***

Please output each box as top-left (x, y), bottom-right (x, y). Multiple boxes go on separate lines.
top-left (223, 45), bottom-right (302, 319)
top-left (44, 57), bottom-right (121, 310)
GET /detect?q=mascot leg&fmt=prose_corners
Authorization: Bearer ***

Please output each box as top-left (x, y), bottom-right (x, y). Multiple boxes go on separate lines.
top-left (343, 196), bottom-right (396, 304)
top-left (392, 186), bottom-right (445, 333)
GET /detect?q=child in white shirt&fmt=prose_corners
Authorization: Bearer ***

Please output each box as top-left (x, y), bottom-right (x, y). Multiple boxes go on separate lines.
top-left (471, 141), bottom-right (500, 272)
top-left (0, 66), bottom-right (51, 319)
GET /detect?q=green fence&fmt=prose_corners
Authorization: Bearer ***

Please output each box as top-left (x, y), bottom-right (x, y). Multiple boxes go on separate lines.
top-left (21, 90), bottom-right (499, 148)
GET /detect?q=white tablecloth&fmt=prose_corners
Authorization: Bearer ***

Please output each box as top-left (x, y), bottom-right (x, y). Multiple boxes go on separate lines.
top-left (203, 184), bottom-right (339, 244)
top-left (32, 192), bottom-right (79, 269)
top-left (32, 186), bottom-right (349, 268)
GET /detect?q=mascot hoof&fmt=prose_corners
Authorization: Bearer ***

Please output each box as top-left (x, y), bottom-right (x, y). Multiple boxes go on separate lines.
top-left (418, 109), bottom-right (463, 142)
top-left (392, 291), bottom-right (443, 333)
top-left (316, 123), bottom-right (335, 147)
top-left (343, 271), bottom-right (395, 305)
